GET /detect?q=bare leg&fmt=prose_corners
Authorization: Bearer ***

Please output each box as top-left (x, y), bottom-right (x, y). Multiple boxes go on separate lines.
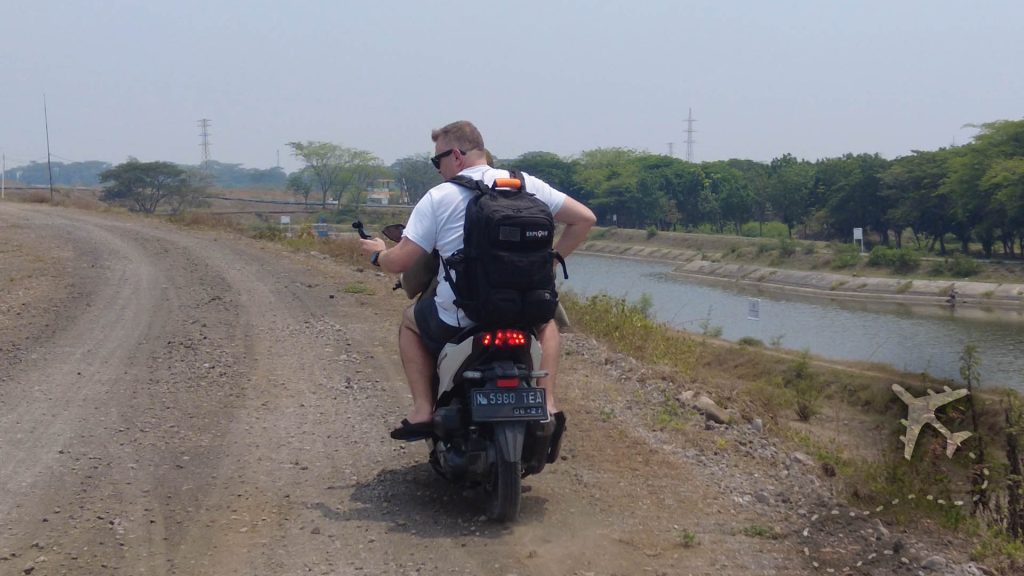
top-left (536, 319), bottom-right (561, 415)
top-left (398, 304), bottom-right (434, 424)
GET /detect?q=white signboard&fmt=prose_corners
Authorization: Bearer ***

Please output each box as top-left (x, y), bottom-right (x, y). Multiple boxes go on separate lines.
top-left (853, 227), bottom-right (863, 241)
top-left (280, 215), bottom-right (291, 225)
top-left (747, 298), bottom-right (761, 321)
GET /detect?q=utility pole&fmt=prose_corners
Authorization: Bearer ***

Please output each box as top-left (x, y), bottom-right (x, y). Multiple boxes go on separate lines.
top-left (2, 153), bottom-right (6, 200)
top-left (44, 94), bottom-right (55, 202)
top-left (684, 108), bottom-right (697, 163)
top-left (276, 149), bottom-right (281, 169)
top-left (198, 118), bottom-right (212, 170)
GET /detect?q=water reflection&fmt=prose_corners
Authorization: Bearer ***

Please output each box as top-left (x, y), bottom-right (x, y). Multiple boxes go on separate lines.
top-left (564, 253), bottom-right (1024, 390)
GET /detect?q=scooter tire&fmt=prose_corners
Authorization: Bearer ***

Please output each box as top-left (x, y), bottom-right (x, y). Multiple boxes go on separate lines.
top-left (486, 456), bottom-right (522, 522)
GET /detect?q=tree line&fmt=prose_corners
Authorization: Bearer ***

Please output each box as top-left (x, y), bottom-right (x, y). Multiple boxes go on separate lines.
top-left (501, 119), bottom-right (1024, 258)
top-left (287, 118), bottom-right (1024, 258)
top-left (20, 118), bottom-right (1022, 256)
top-left (4, 160), bottom-right (286, 189)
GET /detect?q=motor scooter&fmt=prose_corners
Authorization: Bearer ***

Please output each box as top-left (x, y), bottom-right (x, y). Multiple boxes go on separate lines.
top-left (353, 221), bottom-right (565, 521)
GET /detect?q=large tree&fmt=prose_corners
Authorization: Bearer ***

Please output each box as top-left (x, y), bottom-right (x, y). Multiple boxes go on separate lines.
top-left (99, 159), bottom-right (202, 214)
top-left (944, 120), bottom-right (1024, 256)
top-left (766, 154), bottom-right (814, 237)
top-left (332, 148), bottom-right (387, 214)
top-left (390, 153), bottom-right (442, 204)
top-left (725, 159), bottom-right (771, 235)
top-left (287, 141), bottom-right (384, 211)
top-left (287, 141), bottom-right (342, 207)
top-left (286, 169), bottom-right (314, 205)
top-left (572, 147), bottom-right (644, 213)
top-left (815, 153), bottom-right (890, 244)
top-left (507, 151), bottom-right (578, 197)
top-left (881, 149), bottom-right (954, 252)
top-left (700, 161), bottom-right (751, 234)
top-left (982, 157), bottom-right (1024, 256)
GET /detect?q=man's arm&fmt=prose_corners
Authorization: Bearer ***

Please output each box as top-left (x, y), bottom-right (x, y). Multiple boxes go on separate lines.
top-left (359, 236), bottom-right (428, 275)
top-left (552, 196), bottom-right (597, 258)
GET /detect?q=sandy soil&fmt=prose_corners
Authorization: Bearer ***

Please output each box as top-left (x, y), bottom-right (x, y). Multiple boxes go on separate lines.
top-left (0, 203), bottom-right (991, 575)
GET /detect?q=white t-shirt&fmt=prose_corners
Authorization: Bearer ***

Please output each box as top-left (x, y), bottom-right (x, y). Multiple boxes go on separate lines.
top-left (402, 165), bottom-right (567, 327)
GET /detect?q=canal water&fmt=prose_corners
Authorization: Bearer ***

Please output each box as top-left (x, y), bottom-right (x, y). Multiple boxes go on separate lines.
top-left (562, 253), bottom-right (1024, 390)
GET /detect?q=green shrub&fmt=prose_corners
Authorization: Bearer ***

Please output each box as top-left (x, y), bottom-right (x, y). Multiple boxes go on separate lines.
top-left (561, 292), bottom-right (698, 374)
top-left (645, 225), bottom-right (658, 240)
top-left (889, 250), bottom-right (920, 273)
top-left (739, 222), bottom-right (761, 237)
top-left (867, 246), bottom-right (920, 273)
top-left (699, 317), bottom-right (723, 338)
top-left (830, 243), bottom-right (861, 269)
top-left (342, 282), bottom-right (373, 295)
top-left (948, 253), bottom-right (981, 277)
top-left (746, 376), bottom-right (794, 418)
top-left (783, 352), bottom-right (822, 421)
top-left (250, 223), bottom-right (286, 240)
top-left (738, 221), bottom-right (790, 239)
top-left (867, 246), bottom-right (892, 267)
top-left (777, 237), bottom-right (797, 257)
top-left (674, 528), bottom-right (699, 548)
top-left (738, 336), bottom-right (764, 347)
top-left (741, 524), bottom-right (781, 539)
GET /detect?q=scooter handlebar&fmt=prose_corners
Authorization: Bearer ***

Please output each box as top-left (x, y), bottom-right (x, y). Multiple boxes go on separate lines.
top-left (351, 221), bottom-right (372, 240)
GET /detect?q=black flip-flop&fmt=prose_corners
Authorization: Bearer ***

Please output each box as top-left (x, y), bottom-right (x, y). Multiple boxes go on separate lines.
top-left (389, 418), bottom-right (433, 441)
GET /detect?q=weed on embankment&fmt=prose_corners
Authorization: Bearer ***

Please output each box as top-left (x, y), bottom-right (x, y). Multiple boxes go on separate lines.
top-left (561, 290), bottom-right (1024, 571)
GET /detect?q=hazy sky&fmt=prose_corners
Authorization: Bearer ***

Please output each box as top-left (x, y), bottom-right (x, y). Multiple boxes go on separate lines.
top-left (2, 1), bottom-right (1021, 173)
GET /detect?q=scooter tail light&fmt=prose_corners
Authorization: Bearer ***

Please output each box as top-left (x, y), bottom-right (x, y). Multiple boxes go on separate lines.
top-left (478, 329), bottom-right (527, 348)
top-left (496, 378), bottom-right (519, 388)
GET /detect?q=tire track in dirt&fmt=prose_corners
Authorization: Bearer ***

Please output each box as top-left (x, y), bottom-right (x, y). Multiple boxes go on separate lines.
top-left (0, 207), bottom-right (170, 546)
top-left (0, 205), bottom-right (814, 575)
top-left (6, 204), bottom-right (975, 575)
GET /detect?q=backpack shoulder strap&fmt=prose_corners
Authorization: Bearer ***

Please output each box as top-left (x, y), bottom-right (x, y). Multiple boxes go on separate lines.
top-left (449, 171), bottom-right (528, 194)
top-left (446, 174), bottom-right (489, 195)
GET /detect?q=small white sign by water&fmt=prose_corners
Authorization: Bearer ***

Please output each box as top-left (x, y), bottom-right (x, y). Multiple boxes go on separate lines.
top-left (748, 298), bottom-right (761, 321)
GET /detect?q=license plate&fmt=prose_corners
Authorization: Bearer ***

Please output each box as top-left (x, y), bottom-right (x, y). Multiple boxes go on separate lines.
top-left (470, 388), bottom-right (547, 421)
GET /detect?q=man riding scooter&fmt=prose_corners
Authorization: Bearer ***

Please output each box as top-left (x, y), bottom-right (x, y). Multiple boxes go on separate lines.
top-left (359, 120), bottom-right (595, 441)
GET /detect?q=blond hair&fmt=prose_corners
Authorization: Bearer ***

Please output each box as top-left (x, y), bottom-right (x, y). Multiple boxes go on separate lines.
top-left (431, 120), bottom-right (485, 152)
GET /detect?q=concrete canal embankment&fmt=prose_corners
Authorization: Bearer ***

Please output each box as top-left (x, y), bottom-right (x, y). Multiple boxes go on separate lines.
top-left (580, 240), bottom-right (1024, 310)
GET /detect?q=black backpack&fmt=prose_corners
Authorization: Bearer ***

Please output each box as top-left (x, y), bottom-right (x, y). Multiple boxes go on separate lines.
top-left (441, 171), bottom-right (567, 327)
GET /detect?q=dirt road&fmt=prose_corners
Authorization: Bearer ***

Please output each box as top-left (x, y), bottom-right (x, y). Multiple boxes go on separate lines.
top-left (0, 204), bottom-right (976, 575)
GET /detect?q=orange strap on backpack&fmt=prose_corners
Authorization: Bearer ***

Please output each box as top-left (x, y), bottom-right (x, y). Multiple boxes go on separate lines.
top-left (493, 178), bottom-right (522, 189)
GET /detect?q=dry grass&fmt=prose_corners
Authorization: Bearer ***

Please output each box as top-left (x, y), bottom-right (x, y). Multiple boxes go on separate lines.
top-left (168, 210), bottom-right (250, 233)
top-left (562, 290), bottom-right (1022, 565)
top-left (21, 190), bottom-right (52, 203)
top-left (280, 235), bottom-right (365, 267)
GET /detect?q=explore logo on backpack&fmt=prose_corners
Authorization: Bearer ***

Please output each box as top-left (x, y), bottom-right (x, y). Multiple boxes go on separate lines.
top-left (441, 171), bottom-right (567, 327)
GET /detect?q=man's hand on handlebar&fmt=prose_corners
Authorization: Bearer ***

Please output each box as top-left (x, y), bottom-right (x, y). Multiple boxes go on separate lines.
top-left (360, 236), bottom-right (386, 256)
top-left (352, 221), bottom-right (387, 265)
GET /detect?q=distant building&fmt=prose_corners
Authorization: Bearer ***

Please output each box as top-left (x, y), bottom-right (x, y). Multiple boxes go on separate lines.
top-left (366, 179), bottom-right (395, 206)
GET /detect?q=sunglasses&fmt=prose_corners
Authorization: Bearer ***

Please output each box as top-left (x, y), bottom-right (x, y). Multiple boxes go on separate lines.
top-left (430, 148), bottom-right (464, 169)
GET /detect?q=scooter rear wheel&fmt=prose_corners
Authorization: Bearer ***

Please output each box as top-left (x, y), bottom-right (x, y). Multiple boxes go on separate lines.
top-left (486, 455), bottom-right (522, 522)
